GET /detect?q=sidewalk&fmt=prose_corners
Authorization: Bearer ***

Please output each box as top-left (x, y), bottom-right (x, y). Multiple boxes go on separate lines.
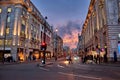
top-left (97, 61), bottom-right (120, 67)
top-left (80, 61), bottom-right (120, 67)
top-left (0, 57), bottom-right (64, 66)
top-left (0, 58), bottom-right (53, 66)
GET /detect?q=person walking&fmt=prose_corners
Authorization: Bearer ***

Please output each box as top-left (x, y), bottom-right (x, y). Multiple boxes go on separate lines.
top-left (113, 51), bottom-right (117, 62)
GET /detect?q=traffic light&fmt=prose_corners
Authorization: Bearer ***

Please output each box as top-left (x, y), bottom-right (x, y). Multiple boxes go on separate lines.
top-left (41, 42), bottom-right (47, 50)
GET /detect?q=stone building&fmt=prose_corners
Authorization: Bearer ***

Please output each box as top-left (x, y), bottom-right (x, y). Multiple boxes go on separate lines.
top-left (81, 0), bottom-right (120, 61)
top-left (53, 31), bottom-right (63, 58)
top-left (77, 34), bottom-right (83, 56)
top-left (0, 0), bottom-right (53, 62)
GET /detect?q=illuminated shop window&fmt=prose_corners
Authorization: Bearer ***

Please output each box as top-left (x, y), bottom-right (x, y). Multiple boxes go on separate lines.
top-left (0, 8), bottom-right (2, 13)
top-left (0, 40), bottom-right (3, 45)
top-left (7, 8), bottom-right (12, 13)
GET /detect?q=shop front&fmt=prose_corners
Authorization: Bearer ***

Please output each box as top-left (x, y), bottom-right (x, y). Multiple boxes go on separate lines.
top-left (39, 50), bottom-right (51, 59)
top-left (0, 50), bottom-right (11, 62)
top-left (17, 48), bottom-right (24, 61)
top-left (32, 49), bottom-right (39, 60)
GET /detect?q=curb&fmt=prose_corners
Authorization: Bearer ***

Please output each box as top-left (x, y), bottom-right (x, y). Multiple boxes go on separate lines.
top-left (0, 61), bottom-right (54, 66)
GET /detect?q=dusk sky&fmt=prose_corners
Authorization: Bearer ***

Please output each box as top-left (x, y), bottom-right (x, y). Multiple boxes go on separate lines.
top-left (31, 0), bottom-right (90, 49)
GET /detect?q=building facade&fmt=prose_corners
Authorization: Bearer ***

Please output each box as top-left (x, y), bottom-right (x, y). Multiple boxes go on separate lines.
top-left (0, 0), bottom-right (53, 62)
top-left (81, 0), bottom-right (120, 61)
top-left (53, 32), bottom-right (63, 58)
top-left (63, 46), bottom-right (70, 57)
top-left (77, 34), bottom-right (83, 56)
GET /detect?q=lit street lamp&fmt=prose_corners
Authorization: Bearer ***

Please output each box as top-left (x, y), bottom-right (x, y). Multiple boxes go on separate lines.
top-left (55, 28), bottom-right (58, 61)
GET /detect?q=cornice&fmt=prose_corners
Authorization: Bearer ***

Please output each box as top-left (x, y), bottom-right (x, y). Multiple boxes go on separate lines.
top-left (82, 0), bottom-right (96, 33)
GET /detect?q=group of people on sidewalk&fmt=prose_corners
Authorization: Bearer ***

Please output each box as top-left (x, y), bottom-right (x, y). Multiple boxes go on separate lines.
top-left (81, 48), bottom-right (107, 64)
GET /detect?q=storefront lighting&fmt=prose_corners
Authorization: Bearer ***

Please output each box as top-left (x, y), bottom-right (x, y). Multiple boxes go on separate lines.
top-left (119, 34), bottom-right (120, 38)
top-left (13, 43), bottom-right (15, 46)
top-left (0, 24), bottom-right (4, 36)
top-left (98, 45), bottom-right (100, 48)
top-left (104, 45), bottom-right (107, 48)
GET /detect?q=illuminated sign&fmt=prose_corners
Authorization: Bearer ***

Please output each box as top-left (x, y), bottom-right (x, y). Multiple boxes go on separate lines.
top-left (118, 42), bottom-right (120, 54)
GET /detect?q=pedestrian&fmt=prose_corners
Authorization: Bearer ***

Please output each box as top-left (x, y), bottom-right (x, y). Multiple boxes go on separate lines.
top-left (68, 55), bottom-right (72, 64)
top-left (55, 56), bottom-right (57, 61)
top-left (113, 51), bottom-right (117, 62)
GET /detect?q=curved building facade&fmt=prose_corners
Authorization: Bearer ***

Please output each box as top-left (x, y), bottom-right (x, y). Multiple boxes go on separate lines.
top-left (0, 0), bottom-right (53, 62)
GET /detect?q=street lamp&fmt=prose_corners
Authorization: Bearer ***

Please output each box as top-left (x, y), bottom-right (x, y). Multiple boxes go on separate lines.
top-left (104, 45), bottom-right (108, 63)
top-left (55, 28), bottom-right (58, 61)
top-left (2, 12), bottom-right (9, 63)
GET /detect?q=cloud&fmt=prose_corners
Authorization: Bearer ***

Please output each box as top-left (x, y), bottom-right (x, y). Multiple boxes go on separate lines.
top-left (57, 20), bottom-right (83, 49)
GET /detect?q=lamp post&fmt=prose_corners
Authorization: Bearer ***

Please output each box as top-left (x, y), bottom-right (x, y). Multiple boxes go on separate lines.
top-left (98, 45), bottom-right (101, 64)
top-left (2, 12), bottom-right (9, 64)
top-left (55, 28), bottom-right (58, 61)
top-left (41, 16), bottom-right (47, 64)
top-left (104, 45), bottom-right (108, 63)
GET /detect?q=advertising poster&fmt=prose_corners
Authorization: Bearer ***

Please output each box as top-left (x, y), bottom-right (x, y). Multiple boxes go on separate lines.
top-left (118, 43), bottom-right (120, 54)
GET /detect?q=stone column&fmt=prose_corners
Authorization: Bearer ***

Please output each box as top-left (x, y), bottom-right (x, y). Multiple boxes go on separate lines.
top-left (11, 6), bottom-right (21, 61)
top-left (11, 46), bottom-right (18, 61)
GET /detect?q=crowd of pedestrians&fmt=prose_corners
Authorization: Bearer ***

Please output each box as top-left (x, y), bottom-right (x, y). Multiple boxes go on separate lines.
top-left (81, 48), bottom-right (106, 64)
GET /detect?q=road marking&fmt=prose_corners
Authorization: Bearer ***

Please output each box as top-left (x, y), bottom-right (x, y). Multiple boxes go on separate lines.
top-left (58, 72), bottom-right (102, 80)
top-left (57, 64), bottom-right (65, 68)
top-left (39, 67), bottom-right (50, 71)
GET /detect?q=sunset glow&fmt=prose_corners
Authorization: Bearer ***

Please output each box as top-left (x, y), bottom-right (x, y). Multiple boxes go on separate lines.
top-left (31, 0), bottom-right (90, 49)
top-left (63, 30), bottom-right (79, 49)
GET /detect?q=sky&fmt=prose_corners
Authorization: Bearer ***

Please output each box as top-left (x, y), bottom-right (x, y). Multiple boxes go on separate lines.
top-left (31, 0), bottom-right (90, 49)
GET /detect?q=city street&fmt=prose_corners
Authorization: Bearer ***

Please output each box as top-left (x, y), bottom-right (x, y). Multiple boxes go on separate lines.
top-left (0, 59), bottom-right (120, 80)
top-left (0, 0), bottom-right (120, 80)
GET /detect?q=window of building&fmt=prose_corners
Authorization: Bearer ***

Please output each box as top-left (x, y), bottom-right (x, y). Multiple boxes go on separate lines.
top-left (7, 16), bottom-right (11, 23)
top-left (34, 27), bottom-right (36, 32)
top-left (119, 1), bottom-right (120, 9)
top-left (6, 27), bottom-right (10, 35)
top-left (7, 8), bottom-right (12, 13)
top-left (31, 25), bottom-right (33, 30)
top-left (6, 39), bottom-right (12, 46)
top-left (22, 19), bottom-right (25, 25)
top-left (0, 8), bottom-right (2, 13)
top-left (21, 31), bottom-right (25, 36)
top-left (0, 40), bottom-right (3, 46)
top-left (22, 10), bottom-right (26, 15)
top-left (20, 19), bottom-right (26, 37)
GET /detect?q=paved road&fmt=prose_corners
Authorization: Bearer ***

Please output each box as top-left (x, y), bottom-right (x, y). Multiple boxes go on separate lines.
top-left (0, 60), bottom-right (120, 80)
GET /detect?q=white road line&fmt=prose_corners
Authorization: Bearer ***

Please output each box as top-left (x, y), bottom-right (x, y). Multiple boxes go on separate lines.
top-left (39, 67), bottom-right (50, 71)
top-left (57, 64), bottom-right (65, 68)
top-left (58, 72), bottom-right (102, 80)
